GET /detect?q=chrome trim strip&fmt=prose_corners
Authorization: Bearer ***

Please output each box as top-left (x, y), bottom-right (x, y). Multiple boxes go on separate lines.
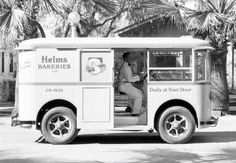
top-left (148, 82), bottom-right (211, 85)
top-left (18, 82), bottom-right (113, 86)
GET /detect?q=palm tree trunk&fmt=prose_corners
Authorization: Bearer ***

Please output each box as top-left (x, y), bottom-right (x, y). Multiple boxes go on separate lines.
top-left (210, 48), bottom-right (229, 113)
top-left (33, 20), bottom-right (46, 38)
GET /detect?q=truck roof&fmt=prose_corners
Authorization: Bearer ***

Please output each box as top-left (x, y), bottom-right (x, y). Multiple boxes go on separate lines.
top-left (18, 37), bottom-right (212, 50)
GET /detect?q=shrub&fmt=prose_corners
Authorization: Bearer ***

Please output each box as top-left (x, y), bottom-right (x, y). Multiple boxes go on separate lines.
top-left (0, 76), bottom-right (15, 102)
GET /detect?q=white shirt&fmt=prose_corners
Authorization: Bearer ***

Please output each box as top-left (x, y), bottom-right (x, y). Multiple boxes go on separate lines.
top-left (119, 62), bottom-right (140, 83)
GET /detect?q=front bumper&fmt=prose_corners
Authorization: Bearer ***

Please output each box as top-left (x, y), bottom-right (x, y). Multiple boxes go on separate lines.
top-left (200, 116), bottom-right (218, 127)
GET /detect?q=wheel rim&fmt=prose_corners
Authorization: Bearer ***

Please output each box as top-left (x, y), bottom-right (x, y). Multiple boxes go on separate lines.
top-left (164, 113), bottom-right (189, 138)
top-left (47, 114), bottom-right (72, 138)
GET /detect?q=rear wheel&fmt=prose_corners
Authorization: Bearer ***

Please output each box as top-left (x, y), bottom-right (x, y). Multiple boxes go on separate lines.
top-left (41, 107), bottom-right (78, 144)
top-left (157, 106), bottom-right (195, 144)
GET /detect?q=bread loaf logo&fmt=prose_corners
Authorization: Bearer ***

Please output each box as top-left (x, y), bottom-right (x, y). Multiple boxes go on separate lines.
top-left (86, 57), bottom-right (106, 76)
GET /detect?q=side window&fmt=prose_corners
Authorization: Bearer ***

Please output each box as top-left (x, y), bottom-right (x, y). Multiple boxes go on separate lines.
top-left (149, 49), bottom-right (192, 81)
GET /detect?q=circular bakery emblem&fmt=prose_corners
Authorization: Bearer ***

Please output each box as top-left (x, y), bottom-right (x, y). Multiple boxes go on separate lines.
top-left (86, 58), bottom-right (106, 76)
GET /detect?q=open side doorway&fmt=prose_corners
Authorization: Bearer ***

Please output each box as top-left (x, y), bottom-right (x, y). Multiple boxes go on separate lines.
top-left (113, 49), bottom-right (148, 128)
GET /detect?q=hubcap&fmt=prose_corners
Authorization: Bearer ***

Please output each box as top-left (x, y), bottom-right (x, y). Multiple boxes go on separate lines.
top-left (173, 122), bottom-right (180, 129)
top-left (164, 113), bottom-right (188, 137)
top-left (48, 115), bottom-right (72, 138)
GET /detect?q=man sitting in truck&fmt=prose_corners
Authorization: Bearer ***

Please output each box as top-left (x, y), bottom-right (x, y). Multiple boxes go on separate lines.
top-left (119, 52), bottom-right (146, 116)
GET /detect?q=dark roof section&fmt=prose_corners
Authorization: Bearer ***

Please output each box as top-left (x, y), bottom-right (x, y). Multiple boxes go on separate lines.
top-left (114, 15), bottom-right (161, 35)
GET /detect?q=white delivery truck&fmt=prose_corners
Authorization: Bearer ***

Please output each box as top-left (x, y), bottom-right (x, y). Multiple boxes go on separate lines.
top-left (12, 37), bottom-right (218, 144)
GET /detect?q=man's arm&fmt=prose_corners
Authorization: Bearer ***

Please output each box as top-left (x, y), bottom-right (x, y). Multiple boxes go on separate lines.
top-left (122, 64), bottom-right (140, 82)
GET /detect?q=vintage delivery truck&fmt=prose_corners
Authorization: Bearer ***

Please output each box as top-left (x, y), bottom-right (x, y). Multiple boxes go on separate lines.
top-left (12, 37), bottom-right (218, 144)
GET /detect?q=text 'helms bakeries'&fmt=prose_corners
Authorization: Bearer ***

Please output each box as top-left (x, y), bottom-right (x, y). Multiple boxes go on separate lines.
top-left (38, 56), bottom-right (71, 69)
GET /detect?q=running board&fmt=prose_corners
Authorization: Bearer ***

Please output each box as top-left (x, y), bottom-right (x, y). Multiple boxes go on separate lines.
top-left (113, 125), bottom-right (150, 131)
top-left (114, 112), bottom-right (147, 125)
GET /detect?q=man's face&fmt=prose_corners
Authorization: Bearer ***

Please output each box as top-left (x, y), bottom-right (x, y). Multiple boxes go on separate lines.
top-left (126, 54), bottom-right (132, 64)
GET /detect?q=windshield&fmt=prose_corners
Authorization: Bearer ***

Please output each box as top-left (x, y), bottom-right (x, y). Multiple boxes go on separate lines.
top-left (194, 49), bottom-right (211, 82)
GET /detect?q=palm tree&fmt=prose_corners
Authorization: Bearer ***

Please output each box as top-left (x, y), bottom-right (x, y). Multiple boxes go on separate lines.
top-left (140, 0), bottom-right (236, 113)
top-left (0, 0), bottom-right (69, 118)
top-left (64, 0), bottom-right (121, 37)
top-left (184, 0), bottom-right (236, 113)
top-left (0, 0), bottom-right (69, 41)
top-left (0, 0), bottom-right (124, 118)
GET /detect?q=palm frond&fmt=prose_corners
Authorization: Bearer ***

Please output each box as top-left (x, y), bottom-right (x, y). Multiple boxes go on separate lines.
top-left (24, 0), bottom-right (70, 14)
top-left (139, 0), bottom-right (190, 30)
top-left (0, 30), bottom-right (16, 48)
top-left (0, 0), bottom-right (11, 6)
top-left (224, 0), bottom-right (236, 14)
top-left (0, 0), bottom-right (12, 12)
top-left (186, 10), bottom-right (224, 32)
top-left (0, 10), bottom-right (11, 27)
top-left (92, 0), bottom-right (118, 14)
top-left (80, 17), bottom-right (94, 31)
top-left (0, 6), bottom-right (27, 38)
top-left (204, 0), bottom-right (236, 14)
top-left (220, 0), bottom-right (227, 13)
top-left (227, 14), bottom-right (236, 41)
top-left (206, 0), bottom-right (219, 12)
top-left (185, 0), bottom-right (236, 31)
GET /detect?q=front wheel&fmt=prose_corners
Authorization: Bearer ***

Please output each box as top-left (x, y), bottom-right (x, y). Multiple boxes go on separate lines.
top-left (157, 106), bottom-right (196, 144)
top-left (41, 107), bottom-right (78, 144)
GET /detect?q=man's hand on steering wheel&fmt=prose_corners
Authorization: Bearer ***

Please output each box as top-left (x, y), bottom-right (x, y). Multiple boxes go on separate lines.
top-left (139, 72), bottom-right (147, 81)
